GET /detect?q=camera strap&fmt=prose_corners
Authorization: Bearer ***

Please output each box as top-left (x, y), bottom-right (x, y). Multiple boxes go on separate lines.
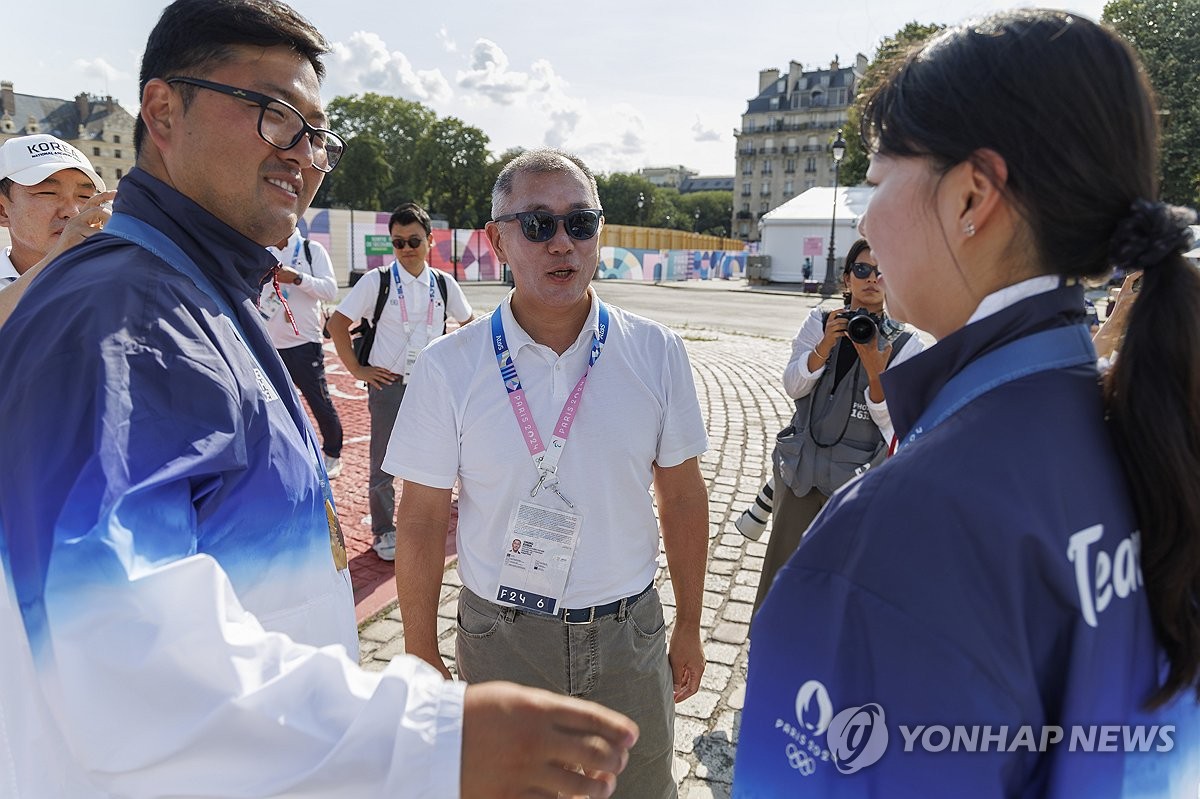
top-left (897, 324), bottom-right (1095, 451)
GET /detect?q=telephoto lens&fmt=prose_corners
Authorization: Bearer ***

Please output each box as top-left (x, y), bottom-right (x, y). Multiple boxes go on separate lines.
top-left (735, 478), bottom-right (775, 540)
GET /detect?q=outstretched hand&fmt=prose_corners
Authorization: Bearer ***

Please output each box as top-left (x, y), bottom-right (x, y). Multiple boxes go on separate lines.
top-left (462, 682), bottom-right (638, 799)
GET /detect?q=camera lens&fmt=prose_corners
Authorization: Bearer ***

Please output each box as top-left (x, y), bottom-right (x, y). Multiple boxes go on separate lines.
top-left (846, 314), bottom-right (877, 344)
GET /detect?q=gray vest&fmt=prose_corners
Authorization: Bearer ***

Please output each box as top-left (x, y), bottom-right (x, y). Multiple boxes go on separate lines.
top-left (773, 332), bottom-right (910, 497)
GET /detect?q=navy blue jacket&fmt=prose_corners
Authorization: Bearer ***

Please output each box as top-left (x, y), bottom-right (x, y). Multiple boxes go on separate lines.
top-left (734, 285), bottom-right (1199, 797)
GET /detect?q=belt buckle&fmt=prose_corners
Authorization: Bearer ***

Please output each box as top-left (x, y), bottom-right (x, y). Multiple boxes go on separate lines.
top-left (562, 606), bottom-right (595, 625)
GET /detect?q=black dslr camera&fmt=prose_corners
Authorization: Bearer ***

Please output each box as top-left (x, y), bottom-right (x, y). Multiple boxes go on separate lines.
top-left (838, 307), bottom-right (902, 345)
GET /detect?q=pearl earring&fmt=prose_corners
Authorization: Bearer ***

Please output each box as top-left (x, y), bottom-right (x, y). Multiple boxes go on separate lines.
top-left (964, 220), bottom-right (976, 237)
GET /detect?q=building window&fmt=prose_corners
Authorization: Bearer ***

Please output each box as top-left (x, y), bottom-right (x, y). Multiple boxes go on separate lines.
top-left (113, 134), bottom-right (121, 143)
top-left (761, 181), bottom-right (771, 196)
top-left (784, 180), bottom-right (794, 195)
top-left (805, 179), bottom-right (816, 190)
top-left (769, 97), bottom-right (779, 110)
top-left (115, 168), bottom-right (123, 179)
top-left (741, 203), bottom-right (750, 213)
top-left (760, 201), bottom-right (770, 213)
top-left (743, 161), bottom-right (754, 175)
top-left (739, 222), bottom-right (749, 236)
top-left (761, 159), bottom-right (772, 174)
top-left (741, 182), bottom-right (751, 197)
top-left (785, 159), bottom-right (796, 173)
top-left (806, 157), bottom-right (817, 173)
top-left (93, 147), bottom-right (101, 156)
top-left (114, 149), bottom-right (122, 159)
top-left (95, 167), bottom-right (103, 177)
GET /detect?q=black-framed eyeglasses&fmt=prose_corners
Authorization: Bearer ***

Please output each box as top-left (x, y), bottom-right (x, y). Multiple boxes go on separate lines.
top-left (493, 209), bottom-right (603, 243)
top-left (391, 235), bottom-right (426, 250)
top-left (166, 77), bottom-right (346, 173)
top-left (849, 261), bottom-right (881, 279)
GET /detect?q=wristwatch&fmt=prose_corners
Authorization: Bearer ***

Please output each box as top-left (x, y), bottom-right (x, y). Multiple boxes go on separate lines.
top-left (294, 273), bottom-right (304, 285)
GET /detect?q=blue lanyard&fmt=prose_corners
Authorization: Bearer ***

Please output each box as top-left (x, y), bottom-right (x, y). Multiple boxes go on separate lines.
top-left (491, 301), bottom-right (610, 504)
top-left (898, 324), bottom-right (1095, 450)
top-left (104, 214), bottom-right (339, 503)
top-left (391, 261), bottom-right (436, 337)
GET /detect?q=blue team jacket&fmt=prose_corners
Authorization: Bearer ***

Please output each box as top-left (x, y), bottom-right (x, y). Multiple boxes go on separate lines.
top-left (734, 284), bottom-right (1200, 797)
top-left (0, 166), bottom-right (355, 662)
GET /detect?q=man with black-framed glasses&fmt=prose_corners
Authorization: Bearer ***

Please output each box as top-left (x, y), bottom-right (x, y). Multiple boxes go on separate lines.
top-left (0, 3), bottom-right (637, 798)
top-left (327, 201), bottom-right (473, 562)
top-left (388, 148), bottom-right (711, 799)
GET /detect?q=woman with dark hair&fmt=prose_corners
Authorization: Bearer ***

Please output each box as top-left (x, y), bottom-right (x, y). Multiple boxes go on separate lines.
top-left (749, 238), bottom-right (922, 614)
top-left (735, 9), bottom-right (1200, 797)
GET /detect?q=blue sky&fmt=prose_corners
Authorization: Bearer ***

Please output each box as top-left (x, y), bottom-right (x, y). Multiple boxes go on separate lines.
top-left (5, 0), bottom-right (1107, 175)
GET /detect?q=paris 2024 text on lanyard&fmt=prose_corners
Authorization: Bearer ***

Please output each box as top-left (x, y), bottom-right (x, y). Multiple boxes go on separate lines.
top-left (490, 302), bottom-right (610, 615)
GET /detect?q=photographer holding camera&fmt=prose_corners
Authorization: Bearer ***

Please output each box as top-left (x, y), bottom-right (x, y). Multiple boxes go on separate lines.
top-left (752, 238), bottom-right (923, 614)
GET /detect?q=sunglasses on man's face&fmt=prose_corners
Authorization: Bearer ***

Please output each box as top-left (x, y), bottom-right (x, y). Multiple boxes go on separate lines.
top-left (493, 209), bottom-right (603, 243)
top-left (849, 262), bottom-right (882, 279)
top-left (391, 235), bottom-right (427, 250)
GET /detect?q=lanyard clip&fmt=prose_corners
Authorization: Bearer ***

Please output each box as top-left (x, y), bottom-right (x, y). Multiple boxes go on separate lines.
top-left (530, 466), bottom-right (557, 498)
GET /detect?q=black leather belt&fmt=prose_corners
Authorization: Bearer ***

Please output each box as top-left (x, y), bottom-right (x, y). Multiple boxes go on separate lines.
top-left (559, 583), bottom-right (655, 625)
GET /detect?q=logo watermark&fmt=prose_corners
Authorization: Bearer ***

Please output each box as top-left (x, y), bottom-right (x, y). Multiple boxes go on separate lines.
top-left (773, 679), bottom-right (1174, 780)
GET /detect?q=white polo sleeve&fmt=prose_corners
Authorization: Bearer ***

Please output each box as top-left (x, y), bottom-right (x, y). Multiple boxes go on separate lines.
top-left (382, 346), bottom-right (461, 489)
top-left (656, 332), bottom-right (709, 468)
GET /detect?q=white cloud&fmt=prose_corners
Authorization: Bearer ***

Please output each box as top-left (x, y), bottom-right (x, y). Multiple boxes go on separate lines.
top-left (325, 31), bottom-right (451, 105)
top-left (73, 57), bottom-right (129, 86)
top-left (437, 26), bottom-right (457, 53)
top-left (691, 116), bottom-right (722, 142)
top-left (455, 39), bottom-right (537, 105)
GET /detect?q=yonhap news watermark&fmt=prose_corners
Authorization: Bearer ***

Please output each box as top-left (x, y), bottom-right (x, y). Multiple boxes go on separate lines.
top-left (771, 679), bottom-right (1174, 778)
top-left (895, 723), bottom-right (1175, 755)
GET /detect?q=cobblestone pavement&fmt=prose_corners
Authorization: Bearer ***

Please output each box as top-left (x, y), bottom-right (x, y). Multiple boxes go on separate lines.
top-left (351, 320), bottom-right (797, 798)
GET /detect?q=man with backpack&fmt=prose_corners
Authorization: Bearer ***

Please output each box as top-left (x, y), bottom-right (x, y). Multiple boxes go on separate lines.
top-left (260, 226), bottom-right (344, 477)
top-left (327, 202), bottom-right (473, 560)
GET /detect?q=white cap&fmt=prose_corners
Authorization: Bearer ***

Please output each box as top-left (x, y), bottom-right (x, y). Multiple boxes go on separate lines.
top-left (0, 134), bottom-right (106, 192)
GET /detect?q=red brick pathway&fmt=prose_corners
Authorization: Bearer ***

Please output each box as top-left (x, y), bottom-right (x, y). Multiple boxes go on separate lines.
top-left (294, 340), bottom-right (460, 624)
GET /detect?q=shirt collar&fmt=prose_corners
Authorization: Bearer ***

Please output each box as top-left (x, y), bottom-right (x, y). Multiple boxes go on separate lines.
top-left (966, 275), bottom-right (1060, 325)
top-left (394, 261), bottom-right (430, 286)
top-left (267, 228), bottom-right (303, 261)
top-left (498, 287), bottom-right (601, 356)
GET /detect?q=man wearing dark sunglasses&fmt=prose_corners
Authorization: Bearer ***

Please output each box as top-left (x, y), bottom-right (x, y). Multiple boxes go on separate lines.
top-left (327, 201), bottom-right (473, 562)
top-left (388, 148), bottom-right (711, 799)
top-left (0, 3), bottom-right (637, 798)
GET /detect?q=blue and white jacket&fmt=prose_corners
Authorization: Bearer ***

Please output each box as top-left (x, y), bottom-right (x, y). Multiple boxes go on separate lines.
top-left (0, 168), bottom-right (463, 798)
top-left (734, 281), bottom-right (1199, 798)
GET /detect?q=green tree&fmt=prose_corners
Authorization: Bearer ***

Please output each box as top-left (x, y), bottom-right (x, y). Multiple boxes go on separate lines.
top-left (676, 191), bottom-right (735, 237)
top-left (1104, 0), bottom-right (1200, 206)
top-left (316, 134), bottom-right (391, 210)
top-left (417, 116), bottom-right (493, 228)
top-left (322, 93), bottom-right (436, 207)
top-left (595, 173), bottom-right (659, 225)
top-left (840, 21), bottom-right (945, 186)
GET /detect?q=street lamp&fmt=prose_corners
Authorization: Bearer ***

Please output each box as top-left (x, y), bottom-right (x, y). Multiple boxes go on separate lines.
top-left (637, 192), bottom-right (644, 226)
top-left (820, 129), bottom-right (848, 297)
top-left (694, 208), bottom-right (701, 232)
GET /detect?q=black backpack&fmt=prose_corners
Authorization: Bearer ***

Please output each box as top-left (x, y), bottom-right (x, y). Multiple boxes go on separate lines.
top-left (350, 266), bottom-right (450, 365)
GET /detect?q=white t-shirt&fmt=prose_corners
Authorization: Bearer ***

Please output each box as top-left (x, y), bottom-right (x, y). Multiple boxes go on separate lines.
top-left (384, 290), bottom-right (709, 607)
top-left (334, 263), bottom-right (472, 371)
top-left (0, 247), bottom-right (19, 291)
top-left (258, 230), bottom-right (339, 347)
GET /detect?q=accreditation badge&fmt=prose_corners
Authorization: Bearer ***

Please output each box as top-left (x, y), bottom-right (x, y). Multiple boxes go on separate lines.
top-left (402, 343), bottom-right (425, 383)
top-left (258, 289), bottom-right (284, 321)
top-left (495, 499), bottom-right (583, 615)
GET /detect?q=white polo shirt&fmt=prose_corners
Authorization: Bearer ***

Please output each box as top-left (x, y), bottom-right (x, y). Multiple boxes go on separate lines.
top-left (259, 231), bottom-right (339, 347)
top-left (384, 290), bottom-right (708, 608)
top-left (0, 248), bottom-right (19, 291)
top-left (334, 262), bottom-right (472, 372)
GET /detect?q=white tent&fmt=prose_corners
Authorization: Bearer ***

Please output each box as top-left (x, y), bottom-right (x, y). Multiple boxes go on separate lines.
top-left (759, 186), bottom-right (874, 283)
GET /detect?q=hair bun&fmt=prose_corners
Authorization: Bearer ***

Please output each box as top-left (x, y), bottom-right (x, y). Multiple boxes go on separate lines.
top-left (1110, 199), bottom-right (1196, 271)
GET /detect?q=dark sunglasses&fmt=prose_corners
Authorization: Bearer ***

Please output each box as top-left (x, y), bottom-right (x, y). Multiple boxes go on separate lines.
top-left (391, 235), bottom-right (427, 250)
top-left (165, 77), bottom-right (345, 172)
top-left (493, 209), bottom-right (603, 243)
top-left (849, 262), bottom-right (882, 279)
